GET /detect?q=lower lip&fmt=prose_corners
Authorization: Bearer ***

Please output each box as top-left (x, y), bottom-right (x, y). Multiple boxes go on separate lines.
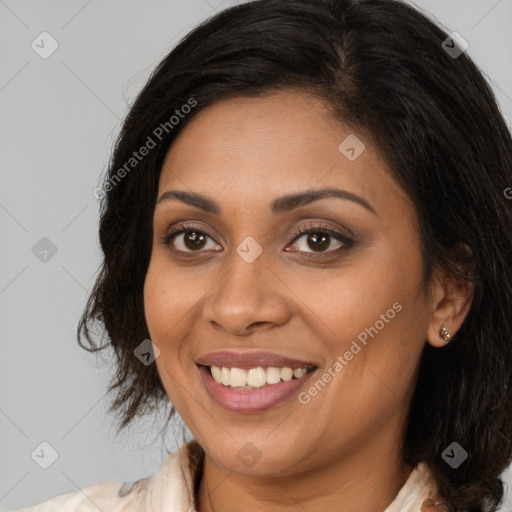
top-left (198, 365), bottom-right (316, 413)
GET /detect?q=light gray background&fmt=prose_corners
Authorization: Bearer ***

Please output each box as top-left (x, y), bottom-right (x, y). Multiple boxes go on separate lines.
top-left (1, 0), bottom-right (511, 510)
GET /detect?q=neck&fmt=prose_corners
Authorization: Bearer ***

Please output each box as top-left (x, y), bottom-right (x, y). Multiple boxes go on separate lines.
top-left (194, 420), bottom-right (414, 512)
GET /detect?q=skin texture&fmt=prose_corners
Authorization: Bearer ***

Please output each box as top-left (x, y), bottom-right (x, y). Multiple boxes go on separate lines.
top-left (143, 90), bottom-right (472, 512)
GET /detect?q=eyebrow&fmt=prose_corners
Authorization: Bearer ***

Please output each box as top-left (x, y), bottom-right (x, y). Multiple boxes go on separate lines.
top-left (156, 187), bottom-right (377, 216)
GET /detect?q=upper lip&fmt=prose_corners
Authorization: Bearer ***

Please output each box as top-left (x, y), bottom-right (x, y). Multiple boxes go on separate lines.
top-left (196, 351), bottom-right (318, 370)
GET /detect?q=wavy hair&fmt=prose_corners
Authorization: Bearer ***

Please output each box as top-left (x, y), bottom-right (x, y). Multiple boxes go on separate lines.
top-left (78, 1), bottom-right (512, 510)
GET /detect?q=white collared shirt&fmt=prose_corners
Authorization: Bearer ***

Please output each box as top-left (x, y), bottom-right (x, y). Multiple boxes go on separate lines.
top-left (12, 441), bottom-right (438, 511)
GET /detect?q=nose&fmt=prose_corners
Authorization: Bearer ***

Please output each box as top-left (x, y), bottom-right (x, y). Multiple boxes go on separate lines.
top-left (201, 251), bottom-right (292, 336)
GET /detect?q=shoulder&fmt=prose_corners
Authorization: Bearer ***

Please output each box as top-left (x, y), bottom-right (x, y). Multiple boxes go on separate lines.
top-left (385, 462), bottom-right (446, 512)
top-left (11, 441), bottom-right (204, 512)
top-left (10, 479), bottom-right (137, 512)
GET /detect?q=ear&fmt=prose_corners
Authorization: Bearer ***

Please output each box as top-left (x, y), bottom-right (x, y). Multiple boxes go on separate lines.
top-left (426, 261), bottom-right (474, 348)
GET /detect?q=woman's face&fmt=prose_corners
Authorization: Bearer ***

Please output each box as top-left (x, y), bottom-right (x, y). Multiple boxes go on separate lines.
top-left (144, 90), bottom-right (435, 476)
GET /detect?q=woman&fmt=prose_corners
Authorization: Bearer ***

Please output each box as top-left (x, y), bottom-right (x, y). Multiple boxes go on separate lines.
top-left (15, 0), bottom-right (512, 511)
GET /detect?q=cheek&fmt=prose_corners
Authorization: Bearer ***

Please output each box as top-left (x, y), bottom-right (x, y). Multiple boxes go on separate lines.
top-left (144, 256), bottom-right (192, 330)
top-left (286, 253), bottom-right (418, 338)
top-left (298, 241), bottom-right (428, 392)
top-left (143, 262), bottom-right (167, 337)
top-left (143, 258), bottom-right (187, 358)
top-left (143, 260), bottom-right (191, 406)
top-left (343, 266), bottom-right (429, 403)
top-left (143, 256), bottom-right (206, 378)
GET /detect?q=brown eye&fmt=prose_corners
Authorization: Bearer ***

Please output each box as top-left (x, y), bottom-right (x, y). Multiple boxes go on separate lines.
top-left (284, 223), bottom-right (355, 255)
top-left (164, 227), bottom-right (221, 253)
top-left (305, 233), bottom-right (331, 252)
top-left (161, 222), bottom-right (354, 256)
top-left (291, 231), bottom-right (345, 253)
top-left (183, 231), bottom-right (207, 250)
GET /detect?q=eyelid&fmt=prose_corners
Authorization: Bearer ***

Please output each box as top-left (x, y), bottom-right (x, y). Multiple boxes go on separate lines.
top-left (288, 221), bottom-right (354, 244)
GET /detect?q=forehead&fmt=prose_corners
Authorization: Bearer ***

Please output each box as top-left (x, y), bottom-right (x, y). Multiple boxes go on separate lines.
top-left (157, 90), bottom-right (404, 218)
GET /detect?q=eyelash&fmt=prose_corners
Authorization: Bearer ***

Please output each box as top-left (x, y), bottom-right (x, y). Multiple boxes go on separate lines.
top-left (159, 222), bottom-right (355, 257)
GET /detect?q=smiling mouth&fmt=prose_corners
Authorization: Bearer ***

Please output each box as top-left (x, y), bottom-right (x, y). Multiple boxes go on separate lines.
top-left (201, 364), bottom-right (317, 390)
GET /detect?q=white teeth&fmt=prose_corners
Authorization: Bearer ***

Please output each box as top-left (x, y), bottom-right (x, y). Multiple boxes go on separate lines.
top-left (266, 367), bottom-right (282, 384)
top-left (293, 368), bottom-right (307, 378)
top-left (229, 367), bottom-right (247, 387)
top-left (221, 367), bottom-right (230, 386)
top-left (247, 367), bottom-right (267, 387)
top-left (211, 365), bottom-right (222, 383)
top-left (209, 365), bottom-right (312, 388)
top-left (280, 367), bottom-right (294, 381)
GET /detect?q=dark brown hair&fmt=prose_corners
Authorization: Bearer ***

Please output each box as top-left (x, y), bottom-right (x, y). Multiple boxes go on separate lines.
top-left (78, 1), bottom-right (512, 510)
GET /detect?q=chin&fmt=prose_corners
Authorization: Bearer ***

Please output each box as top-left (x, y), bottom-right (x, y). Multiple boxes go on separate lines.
top-left (205, 434), bottom-right (310, 477)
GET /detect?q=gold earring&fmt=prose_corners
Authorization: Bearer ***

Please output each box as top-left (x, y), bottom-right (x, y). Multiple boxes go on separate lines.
top-left (439, 324), bottom-right (451, 342)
